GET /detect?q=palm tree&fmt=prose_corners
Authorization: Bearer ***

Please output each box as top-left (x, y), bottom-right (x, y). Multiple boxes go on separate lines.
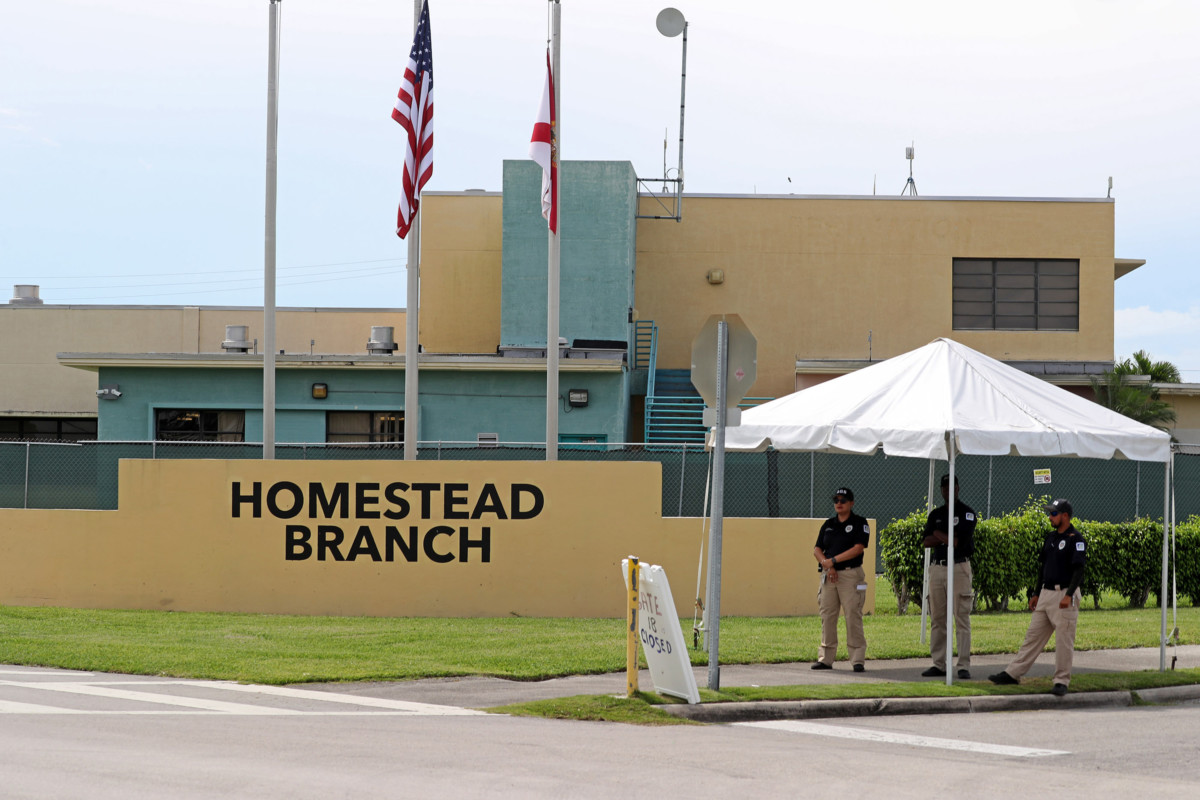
top-left (1091, 350), bottom-right (1180, 431)
top-left (1113, 349), bottom-right (1181, 386)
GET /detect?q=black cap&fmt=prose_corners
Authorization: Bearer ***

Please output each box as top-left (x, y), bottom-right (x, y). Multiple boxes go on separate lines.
top-left (833, 487), bottom-right (854, 502)
top-left (940, 474), bottom-right (959, 487)
top-left (1045, 498), bottom-right (1073, 516)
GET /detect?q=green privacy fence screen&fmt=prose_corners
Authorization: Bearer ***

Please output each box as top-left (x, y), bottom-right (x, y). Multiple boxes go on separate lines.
top-left (1, 441), bottom-right (1186, 529)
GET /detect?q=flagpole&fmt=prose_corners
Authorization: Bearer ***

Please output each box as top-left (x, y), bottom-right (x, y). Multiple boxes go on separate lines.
top-left (403, 0), bottom-right (422, 461)
top-left (262, 0), bottom-right (282, 460)
top-left (545, 0), bottom-right (561, 462)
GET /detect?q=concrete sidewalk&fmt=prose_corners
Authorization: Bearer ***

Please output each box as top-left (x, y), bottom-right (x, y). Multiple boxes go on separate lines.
top-left (305, 645), bottom-right (1200, 721)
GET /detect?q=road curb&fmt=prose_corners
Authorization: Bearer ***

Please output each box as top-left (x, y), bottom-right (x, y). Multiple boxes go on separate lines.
top-left (1133, 684), bottom-right (1200, 704)
top-left (656, 689), bottom-right (1138, 723)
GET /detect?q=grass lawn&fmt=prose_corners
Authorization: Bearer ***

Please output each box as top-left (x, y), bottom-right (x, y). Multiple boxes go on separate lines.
top-left (0, 578), bottom-right (1192, 685)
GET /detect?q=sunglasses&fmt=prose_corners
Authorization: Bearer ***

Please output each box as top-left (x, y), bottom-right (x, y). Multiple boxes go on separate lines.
top-left (833, 497), bottom-right (850, 504)
top-left (1047, 511), bottom-right (1061, 517)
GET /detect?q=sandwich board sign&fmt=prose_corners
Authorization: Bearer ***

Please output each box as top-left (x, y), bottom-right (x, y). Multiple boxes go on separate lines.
top-left (621, 560), bottom-right (701, 704)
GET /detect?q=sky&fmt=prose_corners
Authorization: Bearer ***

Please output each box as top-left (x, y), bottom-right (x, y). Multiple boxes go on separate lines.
top-left (3, 1), bottom-right (1198, 371)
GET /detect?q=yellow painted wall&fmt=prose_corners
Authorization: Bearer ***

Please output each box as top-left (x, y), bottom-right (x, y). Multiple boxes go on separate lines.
top-left (416, 192), bottom-right (1117, 402)
top-left (635, 196), bottom-right (1116, 399)
top-left (0, 459), bottom-right (874, 618)
top-left (0, 307), bottom-right (404, 415)
top-left (419, 193), bottom-right (504, 354)
top-left (1165, 393), bottom-right (1200, 445)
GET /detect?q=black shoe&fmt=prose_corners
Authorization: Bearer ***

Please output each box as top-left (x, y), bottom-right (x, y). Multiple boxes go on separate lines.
top-left (989, 671), bottom-right (1019, 685)
top-left (852, 663), bottom-right (865, 673)
top-left (811, 662), bottom-right (832, 670)
top-left (957, 669), bottom-right (971, 679)
top-left (1051, 683), bottom-right (1068, 696)
top-left (921, 666), bottom-right (946, 677)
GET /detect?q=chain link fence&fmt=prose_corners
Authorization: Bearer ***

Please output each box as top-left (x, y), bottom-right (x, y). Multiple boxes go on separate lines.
top-left (3, 440), bottom-right (1196, 525)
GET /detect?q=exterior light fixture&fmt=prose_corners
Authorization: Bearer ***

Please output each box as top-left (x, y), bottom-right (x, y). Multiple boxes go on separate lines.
top-left (568, 389), bottom-right (589, 408)
top-left (96, 384), bottom-right (122, 400)
top-left (311, 383), bottom-right (328, 400)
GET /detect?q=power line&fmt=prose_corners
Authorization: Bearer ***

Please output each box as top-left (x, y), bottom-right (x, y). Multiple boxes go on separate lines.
top-left (0, 257), bottom-right (404, 281)
top-left (51, 267), bottom-right (402, 303)
top-left (38, 263), bottom-right (400, 292)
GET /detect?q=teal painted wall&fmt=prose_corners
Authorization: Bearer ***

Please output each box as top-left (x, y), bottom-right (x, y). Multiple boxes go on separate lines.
top-left (500, 160), bottom-right (637, 350)
top-left (96, 365), bottom-right (628, 445)
top-left (90, 160), bottom-right (639, 446)
top-left (413, 369), bottom-right (626, 444)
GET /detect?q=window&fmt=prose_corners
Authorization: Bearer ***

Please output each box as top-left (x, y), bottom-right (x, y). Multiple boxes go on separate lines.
top-left (155, 410), bottom-right (245, 441)
top-left (952, 259), bottom-right (1079, 331)
top-left (326, 411), bottom-right (404, 443)
top-left (0, 417), bottom-right (97, 442)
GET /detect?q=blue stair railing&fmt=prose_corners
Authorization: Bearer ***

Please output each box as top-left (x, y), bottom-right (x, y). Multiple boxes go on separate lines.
top-left (637, 320), bottom-right (773, 444)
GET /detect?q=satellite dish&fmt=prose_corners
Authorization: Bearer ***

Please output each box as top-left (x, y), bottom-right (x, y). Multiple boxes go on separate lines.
top-left (656, 7), bottom-right (686, 37)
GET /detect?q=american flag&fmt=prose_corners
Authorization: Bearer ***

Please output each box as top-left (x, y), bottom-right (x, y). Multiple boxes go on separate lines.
top-left (529, 49), bottom-right (557, 233)
top-left (392, 0), bottom-right (434, 239)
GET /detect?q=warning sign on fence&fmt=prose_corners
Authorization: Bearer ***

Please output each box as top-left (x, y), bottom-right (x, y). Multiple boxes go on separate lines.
top-left (1033, 469), bottom-right (1052, 485)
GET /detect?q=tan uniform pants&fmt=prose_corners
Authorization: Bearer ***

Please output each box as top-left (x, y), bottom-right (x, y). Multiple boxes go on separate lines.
top-left (1005, 586), bottom-right (1080, 686)
top-left (816, 565), bottom-right (867, 666)
top-left (928, 561), bottom-right (973, 670)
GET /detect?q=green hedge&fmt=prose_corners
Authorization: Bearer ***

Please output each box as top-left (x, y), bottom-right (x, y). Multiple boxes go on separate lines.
top-left (879, 497), bottom-right (1193, 612)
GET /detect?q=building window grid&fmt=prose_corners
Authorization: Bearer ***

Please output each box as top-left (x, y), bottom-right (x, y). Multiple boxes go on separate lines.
top-left (952, 258), bottom-right (1079, 332)
top-left (326, 411), bottom-right (405, 444)
top-left (0, 417), bottom-right (98, 442)
top-left (155, 410), bottom-right (246, 442)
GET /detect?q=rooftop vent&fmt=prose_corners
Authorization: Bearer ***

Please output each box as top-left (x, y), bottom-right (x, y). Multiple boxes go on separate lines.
top-left (221, 324), bottom-right (252, 353)
top-left (367, 326), bottom-right (399, 354)
top-left (9, 285), bottom-right (43, 305)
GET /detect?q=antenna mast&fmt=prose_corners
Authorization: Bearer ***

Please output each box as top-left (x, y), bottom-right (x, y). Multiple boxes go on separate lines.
top-left (901, 143), bottom-right (918, 196)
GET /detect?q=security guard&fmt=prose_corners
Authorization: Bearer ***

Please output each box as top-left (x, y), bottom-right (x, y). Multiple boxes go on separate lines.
top-left (989, 498), bottom-right (1087, 695)
top-left (921, 475), bottom-right (977, 679)
top-left (811, 487), bottom-right (871, 672)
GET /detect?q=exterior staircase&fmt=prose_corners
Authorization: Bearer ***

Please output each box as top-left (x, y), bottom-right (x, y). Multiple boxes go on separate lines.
top-left (645, 369), bottom-right (708, 445)
top-left (634, 320), bottom-right (773, 445)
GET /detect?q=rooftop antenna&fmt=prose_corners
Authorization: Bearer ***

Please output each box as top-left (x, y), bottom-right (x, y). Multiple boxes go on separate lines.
top-left (901, 143), bottom-right (918, 196)
top-left (658, 7), bottom-right (687, 219)
top-left (1107, 176), bottom-right (1113, 198)
top-left (663, 128), bottom-right (669, 180)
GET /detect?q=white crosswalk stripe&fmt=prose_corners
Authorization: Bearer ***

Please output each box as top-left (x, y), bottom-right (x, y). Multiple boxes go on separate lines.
top-left (737, 720), bottom-right (1069, 758)
top-left (0, 676), bottom-right (485, 717)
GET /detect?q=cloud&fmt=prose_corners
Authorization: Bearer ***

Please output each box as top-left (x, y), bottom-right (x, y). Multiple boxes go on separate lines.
top-left (1115, 306), bottom-right (1200, 377)
top-left (1117, 306), bottom-right (1200, 337)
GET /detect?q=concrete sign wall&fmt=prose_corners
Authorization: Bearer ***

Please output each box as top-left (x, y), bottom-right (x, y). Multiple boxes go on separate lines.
top-left (0, 459), bottom-right (874, 618)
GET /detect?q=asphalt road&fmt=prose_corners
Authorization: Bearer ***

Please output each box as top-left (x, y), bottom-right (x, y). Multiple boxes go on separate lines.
top-left (3, 665), bottom-right (1200, 798)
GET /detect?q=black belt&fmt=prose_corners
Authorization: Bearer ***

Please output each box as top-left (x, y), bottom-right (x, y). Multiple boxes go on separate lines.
top-left (931, 558), bottom-right (969, 566)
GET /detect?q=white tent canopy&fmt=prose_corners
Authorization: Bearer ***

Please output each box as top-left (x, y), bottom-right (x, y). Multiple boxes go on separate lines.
top-left (721, 338), bottom-right (1173, 681)
top-left (724, 338), bottom-right (1171, 462)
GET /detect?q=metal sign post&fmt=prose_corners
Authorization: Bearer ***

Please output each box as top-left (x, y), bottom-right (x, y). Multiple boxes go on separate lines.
top-left (690, 314), bottom-right (757, 691)
top-left (705, 320), bottom-right (728, 690)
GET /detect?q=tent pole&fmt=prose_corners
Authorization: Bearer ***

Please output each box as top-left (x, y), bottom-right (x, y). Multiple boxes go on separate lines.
top-left (920, 460), bottom-right (934, 643)
top-left (1161, 453), bottom-right (1172, 671)
top-left (1172, 453), bottom-right (1179, 667)
top-left (945, 440), bottom-right (956, 687)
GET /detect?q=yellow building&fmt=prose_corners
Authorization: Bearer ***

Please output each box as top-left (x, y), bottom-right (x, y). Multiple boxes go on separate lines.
top-left (422, 166), bottom-right (1146, 423)
top-left (0, 295), bottom-right (403, 440)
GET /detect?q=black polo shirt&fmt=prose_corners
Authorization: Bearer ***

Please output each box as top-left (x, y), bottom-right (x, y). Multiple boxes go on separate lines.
top-left (1040, 523), bottom-right (1087, 588)
top-left (815, 513), bottom-right (871, 570)
top-left (923, 499), bottom-right (977, 562)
